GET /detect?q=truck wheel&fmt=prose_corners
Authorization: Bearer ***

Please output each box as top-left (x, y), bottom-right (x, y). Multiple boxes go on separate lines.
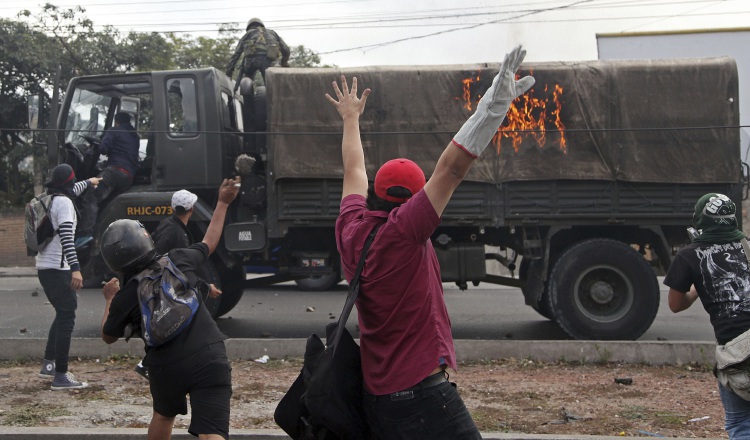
top-left (200, 258), bottom-right (222, 319)
top-left (520, 258), bottom-right (554, 321)
top-left (215, 263), bottom-right (246, 318)
top-left (546, 239), bottom-right (659, 340)
top-left (294, 271), bottom-right (341, 291)
top-left (81, 253), bottom-right (108, 289)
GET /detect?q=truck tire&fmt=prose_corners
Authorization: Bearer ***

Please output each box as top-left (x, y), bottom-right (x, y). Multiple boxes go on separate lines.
top-left (253, 85), bottom-right (267, 132)
top-left (200, 258), bottom-right (222, 319)
top-left (294, 271), bottom-right (341, 291)
top-left (520, 258), bottom-right (555, 321)
top-left (546, 238), bottom-right (659, 340)
top-left (81, 252), bottom-right (109, 289)
top-left (214, 263), bottom-right (246, 318)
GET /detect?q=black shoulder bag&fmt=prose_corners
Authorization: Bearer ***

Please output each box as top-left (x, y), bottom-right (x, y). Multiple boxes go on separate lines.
top-left (275, 224), bottom-right (381, 440)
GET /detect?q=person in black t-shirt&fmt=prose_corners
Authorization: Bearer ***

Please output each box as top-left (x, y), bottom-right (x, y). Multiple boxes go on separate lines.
top-left (664, 193), bottom-right (750, 439)
top-left (131, 189), bottom-right (222, 380)
top-left (152, 189), bottom-right (221, 300)
top-left (99, 177), bottom-right (239, 440)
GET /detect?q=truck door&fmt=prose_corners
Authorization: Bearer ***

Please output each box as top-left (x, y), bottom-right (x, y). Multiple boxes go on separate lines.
top-left (155, 76), bottom-right (214, 187)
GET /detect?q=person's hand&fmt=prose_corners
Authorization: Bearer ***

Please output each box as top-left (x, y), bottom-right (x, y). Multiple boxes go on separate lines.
top-left (452, 45), bottom-right (535, 158)
top-left (89, 177), bottom-right (102, 187)
top-left (480, 45), bottom-right (535, 116)
top-left (325, 75), bottom-right (371, 122)
top-left (103, 277), bottom-right (120, 301)
top-left (71, 271), bottom-right (83, 290)
top-left (217, 176), bottom-right (240, 205)
top-left (208, 284), bottom-right (222, 298)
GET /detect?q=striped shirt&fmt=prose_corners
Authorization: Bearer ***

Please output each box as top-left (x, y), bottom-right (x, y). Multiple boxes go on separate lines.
top-left (35, 181), bottom-right (90, 271)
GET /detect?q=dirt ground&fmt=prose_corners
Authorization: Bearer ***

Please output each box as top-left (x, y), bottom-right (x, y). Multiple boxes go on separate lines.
top-left (0, 355), bottom-right (727, 438)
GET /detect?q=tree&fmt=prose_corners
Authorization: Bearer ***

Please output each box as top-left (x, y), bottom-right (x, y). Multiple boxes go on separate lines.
top-left (289, 45), bottom-right (333, 68)
top-left (169, 25), bottom-right (238, 71)
top-left (21, 4), bottom-right (174, 79)
top-left (0, 17), bottom-right (58, 207)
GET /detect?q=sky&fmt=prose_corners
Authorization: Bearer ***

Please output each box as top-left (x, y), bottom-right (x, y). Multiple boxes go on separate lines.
top-left (0, 0), bottom-right (748, 67)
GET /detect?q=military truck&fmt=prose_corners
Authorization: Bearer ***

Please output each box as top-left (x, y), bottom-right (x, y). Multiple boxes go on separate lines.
top-left (31, 56), bottom-right (745, 340)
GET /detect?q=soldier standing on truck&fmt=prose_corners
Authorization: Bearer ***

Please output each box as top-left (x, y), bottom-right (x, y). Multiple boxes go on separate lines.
top-left (328, 45), bottom-right (534, 439)
top-left (225, 18), bottom-right (290, 85)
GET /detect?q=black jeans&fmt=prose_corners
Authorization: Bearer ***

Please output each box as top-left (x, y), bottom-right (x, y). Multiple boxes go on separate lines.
top-left (78, 166), bottom-right (132, 236)
top-left (363, 380), bottom-right (481, 440)
top-left (38, 269), bottom-right (77, 373)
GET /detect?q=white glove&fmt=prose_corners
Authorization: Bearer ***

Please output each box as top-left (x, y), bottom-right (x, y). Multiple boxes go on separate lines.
top-left (453, 45), bottom-right (535, 157)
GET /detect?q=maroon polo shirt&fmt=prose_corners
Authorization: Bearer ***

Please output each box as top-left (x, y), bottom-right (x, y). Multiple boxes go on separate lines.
top-left (336, 190), bottom-right (456, 395)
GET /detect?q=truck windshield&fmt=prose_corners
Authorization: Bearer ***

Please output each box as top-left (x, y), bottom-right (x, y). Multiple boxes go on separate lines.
top-left (64, 88), bottom-right (110, 146)
top-left (63, 81), bottom-right (152, 160)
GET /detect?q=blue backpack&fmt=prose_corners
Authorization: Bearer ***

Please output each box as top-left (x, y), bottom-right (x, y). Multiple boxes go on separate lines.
top-left (135, 255), bottom-right (199, 348)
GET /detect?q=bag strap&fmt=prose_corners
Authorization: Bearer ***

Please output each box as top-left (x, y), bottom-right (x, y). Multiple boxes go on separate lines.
top-left (743, 238), bottom-right (750, 265)
top-left (330, 222), bottom-right (382, 353)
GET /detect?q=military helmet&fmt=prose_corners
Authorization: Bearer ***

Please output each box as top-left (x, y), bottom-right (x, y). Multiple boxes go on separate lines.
top-left (100, 219), bottom-right (157, 273)
top-left (246, 18), bottom-right (264, 30)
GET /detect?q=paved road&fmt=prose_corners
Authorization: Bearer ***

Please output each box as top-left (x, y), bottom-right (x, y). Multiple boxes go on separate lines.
top-left (0, 274), bottom-right (715, 342)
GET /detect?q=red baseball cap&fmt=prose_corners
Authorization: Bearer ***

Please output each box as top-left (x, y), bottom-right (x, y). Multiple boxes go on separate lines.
top-left (374, 159), bottom-right (426, 203)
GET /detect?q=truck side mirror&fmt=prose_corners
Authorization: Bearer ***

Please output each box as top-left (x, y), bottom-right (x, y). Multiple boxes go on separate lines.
top-left (27, 93), bottom-right (46, 145)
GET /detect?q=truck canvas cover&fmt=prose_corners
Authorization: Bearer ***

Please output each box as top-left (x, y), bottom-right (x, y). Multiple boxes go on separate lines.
top-left (267, 57), bottom-right (739, 185)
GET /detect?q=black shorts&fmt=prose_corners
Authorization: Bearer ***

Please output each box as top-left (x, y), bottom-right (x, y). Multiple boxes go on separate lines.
top-left (148, 342), bottom-right (232, 439)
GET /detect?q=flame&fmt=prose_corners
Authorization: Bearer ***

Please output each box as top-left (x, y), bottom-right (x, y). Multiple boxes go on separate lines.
top-left (458, 71), bottom-right (567, 154)
top-left (462, 76), bottom-right (479, 112)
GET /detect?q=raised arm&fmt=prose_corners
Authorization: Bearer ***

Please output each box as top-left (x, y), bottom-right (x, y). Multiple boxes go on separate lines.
top-left (225, 36), bottom-right (245, 78)
top-left (325, 75), bottom-right (371, 199)
top-left (424, 45), bottom-right (535, 216)
top-left (201, 177), bottom-right (240, 255)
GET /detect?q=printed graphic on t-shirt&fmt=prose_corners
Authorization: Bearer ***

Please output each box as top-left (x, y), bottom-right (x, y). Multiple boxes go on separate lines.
top-left (696, 242), bottom-right (750, 318)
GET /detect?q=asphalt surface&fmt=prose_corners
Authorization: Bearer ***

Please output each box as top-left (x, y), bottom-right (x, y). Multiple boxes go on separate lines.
top-left (0, 266), bottom-right (724, 440)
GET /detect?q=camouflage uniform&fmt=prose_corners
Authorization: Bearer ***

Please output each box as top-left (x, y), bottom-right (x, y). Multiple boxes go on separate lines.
top-left (226, 19), bottom-right (290, 83)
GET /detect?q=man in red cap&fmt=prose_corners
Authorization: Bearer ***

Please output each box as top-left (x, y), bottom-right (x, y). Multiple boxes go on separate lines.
top-left (327, 46), bottom-right (534, 439)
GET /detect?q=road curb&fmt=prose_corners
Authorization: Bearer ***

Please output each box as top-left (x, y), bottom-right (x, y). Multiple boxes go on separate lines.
top-left (0, 337), bottom-right (716, 365)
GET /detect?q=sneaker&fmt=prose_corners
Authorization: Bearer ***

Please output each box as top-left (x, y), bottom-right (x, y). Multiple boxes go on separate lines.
top-left (74, 236), bottom-right (93, 249)
top-left (50, 372), bottom-right (89, 391)
top-left (134, 361), bottom-right (149, 380)
top-left (38, 359), bottom-right (55, 378)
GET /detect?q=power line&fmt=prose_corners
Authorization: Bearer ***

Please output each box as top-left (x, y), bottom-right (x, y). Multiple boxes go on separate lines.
top-left (3, 0), bottom-right (737, 24)
top-left (7, 0), bottom-right (747, 58)
top-left (0, 0), bottom-right (375, 11)
top-left (16, 6), bottom-right (748, 35)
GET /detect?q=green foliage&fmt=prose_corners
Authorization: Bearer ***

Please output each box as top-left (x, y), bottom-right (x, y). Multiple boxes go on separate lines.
top-left (289, 45), bottom-right (333, 68)
top-left (167, 32), bottom-right (237, 71)
top-left (0, 17), bottom-right (53, 205)
top-left (0, 7), bottom-right (328, 206)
